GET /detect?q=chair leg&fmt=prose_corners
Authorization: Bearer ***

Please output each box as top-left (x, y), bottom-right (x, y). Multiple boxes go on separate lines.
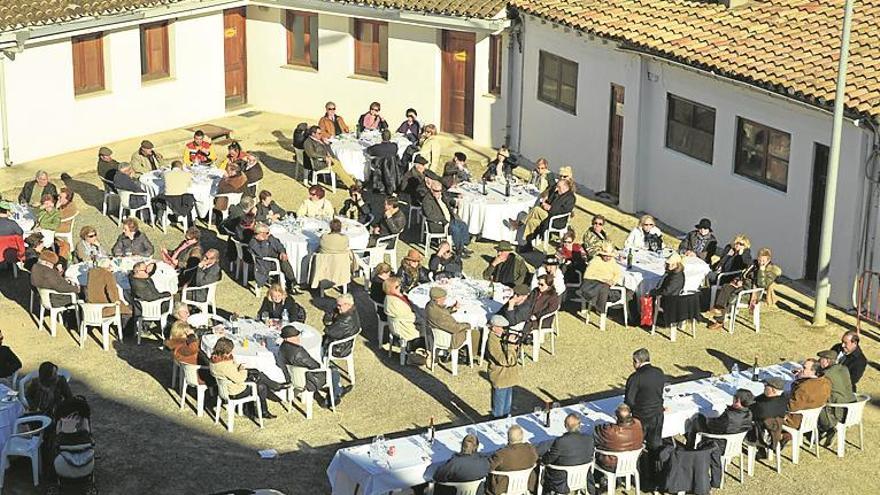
top-left (451, 350), bottom-right (458, 376)
top-left (196, 387), bottom-right (205, 417)
top-left (179, 379), bottom-right (188, 410)
top-left (791, 433), bottom-right (800, 464)
top-left (255, 399), bottom-right (264, 429)
top-left (347, 357), bottom-right (355, 385)
top-left (227, 403), bottom-right (235, 432)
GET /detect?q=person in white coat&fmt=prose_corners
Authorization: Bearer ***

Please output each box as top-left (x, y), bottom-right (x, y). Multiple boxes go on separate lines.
top-left (624, 214), bottom-right (664, 251)
top-left (530, 255), bottom-right (566, 295)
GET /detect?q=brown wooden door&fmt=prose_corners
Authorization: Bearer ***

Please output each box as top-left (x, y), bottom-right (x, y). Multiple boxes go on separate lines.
top-left (606, 83), bottom-right (625, 198)
top-left (223, 8), bottom-right (247, 107)
top-left (441, 31), bottom-right (475, 137)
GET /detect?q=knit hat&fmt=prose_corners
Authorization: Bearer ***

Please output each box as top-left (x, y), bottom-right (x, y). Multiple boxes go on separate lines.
top-left (429, 287), bottom-right (447, 299)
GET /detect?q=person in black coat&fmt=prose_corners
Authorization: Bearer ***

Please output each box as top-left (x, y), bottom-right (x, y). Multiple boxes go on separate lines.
top-left (687, 389), bottom-right (755, 449)
top-left (321, 294), bottom-right (361, 358)
top-left (541, 413), bottom-right (594, 494)
top-left (624, 348), bottom-right (665, 487)
top-left (18, 171), bottom-right (58, 207)
top-left (398, 156), bottom-right (429, 207)
top-left (366, 130), bottom-right (399, 159)
top-left (496, 284), bottom-right (532, 328)
top-left (422, 181), bottom-right (472, 256)
top-left (185, 249), bottom-right (222, 303)
top-left (255, 191), bottom-right (286, 224)
top-left (650, 254), bottom-right (686, 298)
top-left (481, 147), bottom-right (516, 182)
top-left (429, 241), bottom-right (463, 279)
top-left (369, 197), bottom-right (406, 248)
top-left (514, 178), bottom-right (576, 250)
top-left (709, 235), bottom-right (752, 284)
top-left (112, 163), bottom-right (148, 208)
top-left (433, 434), bottom-right (490, 495)
top-left (0, 330), bottom-right (22, 380)
top-left (832, 330), bottom-right (867, 391)
top-left (129, 261), bottom-right (172, 303)
top-left (258, 283), bottom-right (306, 322)
top-left (277, 326), bottom-right (346, 405)
top-left (339, 185), bottom-right (373, 225)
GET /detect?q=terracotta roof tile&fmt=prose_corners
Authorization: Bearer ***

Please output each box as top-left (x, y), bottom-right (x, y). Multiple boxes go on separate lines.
top-left (326, 0), bottom-right (507, 18)
top-left (0, 0), bottom-right (186, 32)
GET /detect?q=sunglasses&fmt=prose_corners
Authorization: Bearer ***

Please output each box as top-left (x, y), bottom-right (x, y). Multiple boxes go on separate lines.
top-left (643, 223), bottom-right (655, 227)
top-left (87, 233), bottom-right (98, 238)
top-left (327, 107), bottom-right (336, 111)
top-left (593, 222), bottom-right (604, 226)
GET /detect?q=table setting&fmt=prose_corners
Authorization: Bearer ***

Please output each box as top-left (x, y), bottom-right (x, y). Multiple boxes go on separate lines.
top-left (0, 384), bottom-right (23, 455)
top-left (268, 215), bottom-right (370, 283)
top-left (138, 164), bottom-right (224, 218)
top-left (65, 256), bottom-right (179, 299)
top-left (407, 278), bottom-right (513, 328)
top-left (329, 130), bottom-right (411, 182)
top-left (0, 201), bottom-right (36, 235)
top-left (616, 248), bottom-right (710, 295)
top-left (449, 180), bottom-right (540, 243)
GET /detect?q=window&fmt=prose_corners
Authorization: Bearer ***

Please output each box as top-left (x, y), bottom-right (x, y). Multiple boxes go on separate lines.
top-left (538, 51), bottom-right (577, 114)
top-left (734, 117), bottom-right (791, 191)
top-left (72, 33), bottom-right (105, 95)
top-left (140, 21), bottom-right (170, 81)
top-left (286, 11), bottom-right (318, 69)
top-left (488, 34), bottom-right (502, 95)
top-left (665, 94), bottom-right (715, 164)
top-left (353, 19), bottom-right (388, 79)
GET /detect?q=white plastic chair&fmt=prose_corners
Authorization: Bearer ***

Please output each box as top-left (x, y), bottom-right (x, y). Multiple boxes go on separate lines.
top-left (99, 177), bottom-right (119, 219)
top-left (284, 364), bottom-right (336, 418)
top-left (433, 479), bottom-right (483, 495)
top-left (745, 437), bottom-right (782, 475)
top-left (593, 448), bottom-right (642, 495)
top-left (160, 205), bottom-right (193, 233)
top-left (55, 212), bottom-right (79, 252)
top-left (695, 431), bottom-right (748, 487)
top-left (310, 167), bottom-right (337, 193)
top-left (826, 394), bottom-right (870, 457)
top-left (542, 212), bottom-right (571, 246)
top-left (37, 288), bottom-right (79, 337)
top-left (580, 286), bottom-right (627, 331)
top-left (422, 219), bottom-right (449, 257)
top-left (78, 302), bottom-right (122, 350)
top-left (229, 237), bottom-right (251, 284)
top-left (325, 332), bottom-right (359, 385)
top-left (136, 295), bottom-right (173, 345)
top-left (526, 311), bottom-right (559, 363)
top-left (118, 190), bottom-right (154, 225)
top-left (213, 377), bottom-right (263, 432)
top-left (430, 327), bottom-right (473, 376)
top-left (250, 251), bottom-right (286, 299)
top-left (181, 282), bottom-right (219, 316)
top-left (543, 462), bottom-right (593, 495)
top-left (386, 316), bottom-right (411, 366)
top-left (177, 362), bottom-right (208, 417)
top-left (725, 288), bottom-right (764, 333)
top-left (374, 233), bottom-right (400, 267)
top-left (209, 192), bottom-right (243, 225)
top-left (373, 299), bottom-right (389, 348)
top-left (489, 467), bottom-right (533, 495)
top-left (651, 292), bottom-right (698, 342)
top-left (709, 270), bottom-right (743, 308)
top-left (17, 370), bottom-right (72, 410)
top-left (0, 415), bottom-right (53, 488)
top-left (781, 406), bottom-right (824, 464)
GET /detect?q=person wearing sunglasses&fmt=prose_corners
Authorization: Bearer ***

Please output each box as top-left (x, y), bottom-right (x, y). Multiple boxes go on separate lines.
top-left (624, 214), bottom-right (663, 252)
top-left (678, 217), bottom-right (718, 262)
top-left (357, 101), bottom-right (388, 134)
top-left (397, 107), bottom-right (421, 143)
top-left (318, 101), bottom-right (350, 138)
top-left (583, 214), bottom-right (609, 259)
top-left (708, 233), bottom-right (752, 285)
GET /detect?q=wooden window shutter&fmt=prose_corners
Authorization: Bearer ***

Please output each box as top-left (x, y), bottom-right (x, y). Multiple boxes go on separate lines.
top-left (141, 22), bottom-right (169, 80)
top-left (72, 33), bottom-right (105, 95)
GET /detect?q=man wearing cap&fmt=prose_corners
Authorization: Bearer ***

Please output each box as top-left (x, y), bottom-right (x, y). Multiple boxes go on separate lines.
top-left (130, 140), bottom-right (164, 175)
top-left (784, 358), bottom-right (831, 430)
top-left (112, 163), bottom-right (149, 209)
top-left (248, 222), bottom-right (297, 291)
top-left (483, 241), bottom-right (529, 288)
top-left (817, 349), bottom-right (855, 439)
top-left (425, 287), bottom-right (478, 357)
top-left (422, 180), bottom-right (473, 257)
top-left (485, 315), bottom-right (519, 418)
top-left (577, 240), bottom-right (623, 317)
top-left (398, 155), bottom-right (429, 207)
top-left (398, 249), bottom-right (430, 293)
top-left (831, 330), bottom-right (867, 391)
top-left (530, 255), bottom-right (566, 295)
top-left (678, 218), bottom-right (718, 262)
top-left (686, 388), bottom-right (754, 449)
top-left (509, 178), bottom-right (575, 250)
top-left (277, 325), bottom-right (346, 406)
top-left (497, 284), bottom-right (532, 328)
top-left (97, 147), bottom-right (120, 181)
top-left (749, 377), bottom-right (788, 454)
top-left (183, 130), bottom-right (216, 166)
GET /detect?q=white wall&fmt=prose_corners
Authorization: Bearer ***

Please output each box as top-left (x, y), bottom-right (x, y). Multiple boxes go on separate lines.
top-left (4, 12), bottom-right (227, 164)
top-left (472, 32), bottom-right (507, 146)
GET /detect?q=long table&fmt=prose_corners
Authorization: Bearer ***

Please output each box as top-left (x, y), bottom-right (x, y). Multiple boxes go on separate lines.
top-left (327, 362), bottom-right (798, 495)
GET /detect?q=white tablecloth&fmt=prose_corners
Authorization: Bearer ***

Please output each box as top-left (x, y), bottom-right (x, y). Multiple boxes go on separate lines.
top-left (0, 202), bottom-right (35, 234)
top-left (269, 216), bottom-right (370, 284)
top-left (0, 385), bottom-right (23, 455)
top-left (65, 257), bottom-right (179, 300)
top-left (408, 279), bottom-right (512, 328)
top-left (451, 182), bottom-right (539, 242)
top-left (619, 249), bottom-right (711, 295)
top-left (327, 362), bottom-right (799, 495)
top-left (138, 165), bottom-right (224, 218)
top-left (198, 319), bottom-right (322, 384)
top-left (330, 131), bottom-right (411, 182)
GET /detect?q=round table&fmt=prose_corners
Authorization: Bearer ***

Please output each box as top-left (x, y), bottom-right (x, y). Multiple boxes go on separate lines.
top-left (408, 278), bottom-right (511, 327)
top-left (139, 165), bottom-right (224, 219)
top-left (0, 202), bottom-right (36, 234)
top-left (0, 385), bottom-right (23, 455)
top-left (617, 249), bottom-right (710, 295)
top-left (196, 317), bottom-right (322, 384)
top-left (65, 257), bottom-right (179, 300)
top-left (330, 131), bottom-right (411, 182)
top-left (269, 216), bottom-right (370, 283)
top-left (451, 181), bottom-right (539, 242)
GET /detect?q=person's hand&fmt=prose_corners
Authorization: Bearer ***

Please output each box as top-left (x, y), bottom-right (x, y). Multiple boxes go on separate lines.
top-left (491, 256), bottom-right (503, 267)
top-left (279, 253), bottom-right (288, 262)
top-left (685, 250), bottom-right (696, 257)
top-left (736, 246), bottom-right (745, 255)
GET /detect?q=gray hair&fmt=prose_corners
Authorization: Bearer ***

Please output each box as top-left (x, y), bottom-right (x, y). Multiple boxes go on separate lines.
top-left (173, 302), bottom-right (189, 317)
top-left (507, 424), bottom-right (523, 444)
top-left (254, 222), bottom-right (270, 234)
top-left (632, 348), bottom-right (650, 365)
top-left (35, 170), bottom-right (48, 179)
top-left (239, 195), bottom-right (256, 212)
top-left (337, 293), bottom-right (354, 305)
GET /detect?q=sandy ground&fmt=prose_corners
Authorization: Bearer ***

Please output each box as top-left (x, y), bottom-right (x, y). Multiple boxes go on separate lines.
top-left (0, 112), bottom-right (877, 494)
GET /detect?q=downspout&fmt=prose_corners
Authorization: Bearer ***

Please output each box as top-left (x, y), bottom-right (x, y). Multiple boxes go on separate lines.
top-left (503, 8), bottom-right (521, 147)
top-left (0, 52), bottom-right (10, 166)
top-left (513, 11), bottom-right (526, 152)
top-left (857, 118), bottom-right (880, 281)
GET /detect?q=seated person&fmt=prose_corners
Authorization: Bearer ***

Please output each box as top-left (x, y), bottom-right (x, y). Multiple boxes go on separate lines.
top-left (482, 241), bottom-right (529, 288)
top-left (164, 321), bottom-right (199, 366)
top-left (0, 330), bottom-right (22, 381)
top-left (18, 170), bottom-right (58, 208)
top-left (321, 294), bottom-right (361, 359)
top-left (488, 425), bottom-right (538, 495)
top-left (319, 218), bottom-right (350, 254)
top-left (297, 185), bottom-right (335, 219)
top-left (433, 434), bottom-right (490, 495)
top-left (54, 189), bottom-right (77, 258)
top-left (75, 226), bottom-right (105, 262)
top-left (339, 185), bottom-right (372, 225)
top-left (425, 287), bottom-right (479, 354)
top-left (419, 125), bottom-right (443, 176)
top-left (649, 253), bottom-right (685, 298)
top-left (129, 139), bottom-right (164, 175)
top-left (709, 234), bottom-right (752, 284)
top-left (24, 362), bottom-right (72, 417)
top-left (422, 180), bottom-right (472, 257)
top-left (183, 130), bottom-right (215, 166)
top-left (678, 218), bottom-right (717, 262)
top-left (113, 163), bottom-right (149, 209)
top-left (258, 283), bottom-right (306, 323)
top-left (112, 218), bottom-right (155, 257)
top-left (558, 230), bottom-right (587, 285)
top-left (441, 152), bottom-right (471, 189)
top-left (303, 126), bottom-right (356, 188)
top-left (528, 157), bottom-right (556, 194)
top-left (748, 377), bottom-right (788, 454)
top-left (129, 261), bottom-right (172, 307)
top-left (215, 161), bottom-right (248, 211)
top-left (582, 214), bottom-right (609, 258)
top-left (398, 155), bottom-right (429, 207)
top-left (318, 101), bottom-right (350, 137)
top-left (228, 213), bottom-right (257, 265)
top-left (751, 247), bottom-right (783, 308)
top-left (30, 250), bottom-right (78, 307)
top-left (0, 206), bottom-right (23, 237)
top-left (278, 325), bottom-right (346, 407)
top-left (510, 178), bottom-right (575, 249)
top-left (161, 226), bottom-right (203, 273)
top-left (86, 257), bottom-right (132, 318)
top-left (594, 403), bottom-right (644, 471)
top-left (784, 358), bottom-right (831, 430)
top-left (397, 249), bottom-right (430, 293)
top-left (624, 214), bottom-right (663, 251)
top-left (366, 129), bottom-right (398, 159)
top-left (357, 101), bottom-right (388, 133)
top-left (429, 241), bottom-right (463, 279)
top-left (23, 233), bottom-right (45, 271)
top-left (36, 194), bottom-right (61, 232)
top-left (223, 195), bottom-right (256, 235)
top-left (248, 222), bottom-right (297, 291)
top-left (687, 388), bottom-right (754, 448)
top-left (817, 350), bottom-right (855, 439)
top-left (162, 160), bottom-right (195, 225)
top-left (368, 197), bottom-right (406, 246)
top-left (832, 330), bottom-right (866, 392)
top-left (97, 147), bottom-right (119, 181)
top-left (525, 274), bottom-right (560, 332)
top-left (186, 248), bottom-right (222, 303)
top-left (209, 337), bottom-right (278, 420)
top-left (383, 277), bottom-right (425, 358)
top-left (542, 414), bottom-right (594, 495)
top-left (577, 241), bottom-right (624, 316)
top-left (497, 284), bottom-right (532, 328)
top-left (530, 255), bottom-right (566, 296)
top-left (168, 301), bottom-right (191, 330)
top-left (222, 142), bottom-right (263, 193)
top-left (396, 108), bottom-right (422, 144)
top-left (707, 247), bottom-right (779, 329)
top-left (481, 146), bottom-right (516, 182)
top-left (370, 263), bottom-right (393, 307)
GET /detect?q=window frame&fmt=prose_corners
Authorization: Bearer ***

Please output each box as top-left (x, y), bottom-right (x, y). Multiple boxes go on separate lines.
top-left (353, 19), bottom-right (388, 79)
top-left (537, 50), bottom-right (578, 114)
top-left (664, 94), bottom-right (716, 164)
top-left (72, 33), bottom-right (105, 95)
top-left (140, 21), bottom-right (170, 82)
top-left (285, 10), bottom-right (318, 69)
top-left (734, 117), bottom-right (791, 192)
top-left (488, 34), bottom-right (502, 96)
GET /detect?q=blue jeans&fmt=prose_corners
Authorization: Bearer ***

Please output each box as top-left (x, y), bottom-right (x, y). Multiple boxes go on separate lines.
top-left (491, 386), bottom-right (514, 418)
top-left (449, 219), bottom-right (471, 251)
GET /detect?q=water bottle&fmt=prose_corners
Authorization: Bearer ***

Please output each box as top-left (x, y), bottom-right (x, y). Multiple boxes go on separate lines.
top-left (282, 309), bottom-right (289, 325)
top-left (731, 362), bottom-right (739, 375)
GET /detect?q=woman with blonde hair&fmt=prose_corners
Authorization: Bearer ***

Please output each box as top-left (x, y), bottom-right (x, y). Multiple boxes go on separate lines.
top-left (624, 214), bottom-right (663, 251)
top-left (209, 337), bottom-right (280, 419)
top-left (419, 124), bottom-right (443, 176)
top-left (650, 253), bottom-right (685, 298)
top-left (257, 283), bottom-right (305, 323)
top-left (165, 321), bottom-right (199, 365)
top-left (710, 233), bottom-right (752, 284)
top-left (382, 277), bottom-right (425, 359)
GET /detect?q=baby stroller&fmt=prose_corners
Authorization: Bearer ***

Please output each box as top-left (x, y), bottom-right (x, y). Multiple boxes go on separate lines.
top-left (53, 396), bottom-right (96, 493)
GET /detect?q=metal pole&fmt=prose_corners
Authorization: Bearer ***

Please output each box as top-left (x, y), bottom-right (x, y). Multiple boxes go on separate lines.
top-left (813, 0), bottom-right (856, 325)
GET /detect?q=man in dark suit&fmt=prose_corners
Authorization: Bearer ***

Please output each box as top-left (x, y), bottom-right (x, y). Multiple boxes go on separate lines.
top-left (488, 425), bottom-right (538, 495)
top-left (321, 294), bottom-right (361, 361)
top-left (624, 348), bottom-right (665, 488)
top-left (687, 388), bottom-right (754, 449)
top-left (398, 155), bottom-right (429, 207)
top-left (542, 413), bottom-right (594, 494)
top-left (185, 248), bottom-right (222, 302)
top-left (510, 177), bottom-right (575, 250)
top-left (113, 163), bottom-right (148, 208)
top-left (277, 325), bottom-right (346, 406)
top-left (433, 434), bottom-right (490, 495)
top-left (496, 284), bottom-right (531, 328)
top-left (832, 330), bottom-right (867, 391)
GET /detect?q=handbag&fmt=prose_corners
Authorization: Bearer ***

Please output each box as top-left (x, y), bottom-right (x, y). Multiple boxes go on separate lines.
top-left (640, 295), bottom-right (654, 326)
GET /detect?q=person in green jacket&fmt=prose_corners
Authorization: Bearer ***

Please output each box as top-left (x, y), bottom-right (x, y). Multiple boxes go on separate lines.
top-left (36, 194), bottom-right (61, 231)
top-left (817, 349), bottom-right (855, 442)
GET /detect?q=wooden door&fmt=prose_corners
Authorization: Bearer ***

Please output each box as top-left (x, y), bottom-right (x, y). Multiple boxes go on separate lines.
top-left (606, 83), bottom-right (625, 198)
top-left (441, 31), bottom-right (475, 137)
top-left (805, 143), bottom-right (830, 281)
top-left (223, 8), bottom-right (247, 107)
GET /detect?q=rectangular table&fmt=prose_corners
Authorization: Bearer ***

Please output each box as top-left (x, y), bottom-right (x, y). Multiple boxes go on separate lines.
top-left (327, 362), bottom-right (798, 495)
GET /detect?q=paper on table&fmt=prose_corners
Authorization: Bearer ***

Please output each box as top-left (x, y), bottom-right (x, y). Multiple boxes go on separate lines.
top-left (258, 449), bottom-right (278, 459)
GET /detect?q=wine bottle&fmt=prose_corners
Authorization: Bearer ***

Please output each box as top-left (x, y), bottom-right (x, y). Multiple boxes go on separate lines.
top-left (428, 416), bottom-right (435, 444)
top-left (481, 179), bottom-right (487, 195)
top-left (544, 401), bottom-right (551, 428)
top-left (626, 249), bottom-right (633, 269)
top-left (752, 356), bottom-right (759, 381)
top-left (505, 175), bottom-right (511, 197)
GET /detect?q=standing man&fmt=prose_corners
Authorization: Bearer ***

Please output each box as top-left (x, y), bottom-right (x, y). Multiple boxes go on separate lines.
top-left (485, 315), bottom-right (519, 418)
top-left (624, 348), bottom-right (665, 488)
top-left (832, 330), bottom-right (866, 391)
top-left (130, 140), bottom-right (163, 175)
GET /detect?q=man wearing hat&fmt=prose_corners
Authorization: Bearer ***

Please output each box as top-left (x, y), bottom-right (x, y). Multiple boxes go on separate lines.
top-left (530, 254), bottom-right (565, 295)
top-left (749, 377), bottom-right (789, 455)
top-left (422, 179), bottom-right (473, 258)
top-left (577, 240), bottom-right (623, 318)
top-left (485, 315), bottom-right (519, 418)
top-left (817, 349), bottom-right (855, 440)
top-left (425, 286), bottom-right (478, 358)
top-left (497, 284), bottom-right (532, 327)
top-left (678, 218), bottom-right (718, 262)
top-left (398, 154), bottom-right (429, 207)
top-left (398, 248), bottom-right (430, 293)
top-left (481, 146), bottom-right (516, 182)
top-left (130, 139), bottom-right (164, 176)
top-left (483, 241), bottom-right (529, 288)
top-left (97, 146), bottom-right (120, 181)
top-left (277, 325), bottom-right (347, 407)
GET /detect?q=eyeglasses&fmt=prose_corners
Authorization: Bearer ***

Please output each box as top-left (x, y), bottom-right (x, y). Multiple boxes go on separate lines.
top-left (643, 223), bottom-right (655, 227)
top-left (327, 107), bottom-right (336, 111)
top-left (593, 222), bottom-right (604, 226)
top-left (87, 233), bottom-right (97, 238)
top-left (370, 108), bottom-right (380, 112)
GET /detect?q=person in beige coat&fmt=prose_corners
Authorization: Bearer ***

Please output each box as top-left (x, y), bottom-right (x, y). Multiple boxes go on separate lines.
top-left (129, 140), bottom-right (164, 175)
top-left (420, 124), bottom-right (444, 176)
top-left (485, 315), bottom-right (519, 418)
top-left (425, 287), bottom-right (476, 351)
top-left (382, 277), bottom-right (422, 345)
top-left (318, 219), bottom-right (350, 254)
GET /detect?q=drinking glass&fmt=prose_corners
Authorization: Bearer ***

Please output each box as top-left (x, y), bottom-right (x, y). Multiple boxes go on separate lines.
top-left (261, 312), bottom-right (269, 323)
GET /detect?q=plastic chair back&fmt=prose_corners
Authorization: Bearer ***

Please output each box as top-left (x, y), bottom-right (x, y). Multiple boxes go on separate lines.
top-left (287, 365), bottom-right (308, 390)
top-left (327, 333), bottom-right (358, 359)
top-left (214, 376), bottom-right (233, 401)
top-left (698, 431), bottom-right (747, 459)
top-left (79, 302), bottom-right (115, 326)
top-left (181, 363), bottom-right (201, 385)
top-left (119, 190), bottom-right (147, 208)
top-left (431, 327), bottom-right (453, 349)
top-left (434, 479), bottom-right (483, 495)
top-left (547, 462), bottom-right (593, 492)
top-left (38, 288), bottom-right (75, 309)
top-left (490, 467), bottom-right (533, 495)
top-left (841, 394), bottom-right (870, 427)
top-left (795, 406), bottom-right (824, 433)
top-left (595, 448), bottom-right (642, 475)
top-left (140, 297), bottom-right (171, 319)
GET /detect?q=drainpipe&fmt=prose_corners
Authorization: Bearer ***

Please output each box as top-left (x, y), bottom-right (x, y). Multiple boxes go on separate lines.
top-left (503, 9), bottom-right (521, 147)
top-left (0, 31), bottom-right (27, 167)
top-left (512, 12), bottom-right (526, 152)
